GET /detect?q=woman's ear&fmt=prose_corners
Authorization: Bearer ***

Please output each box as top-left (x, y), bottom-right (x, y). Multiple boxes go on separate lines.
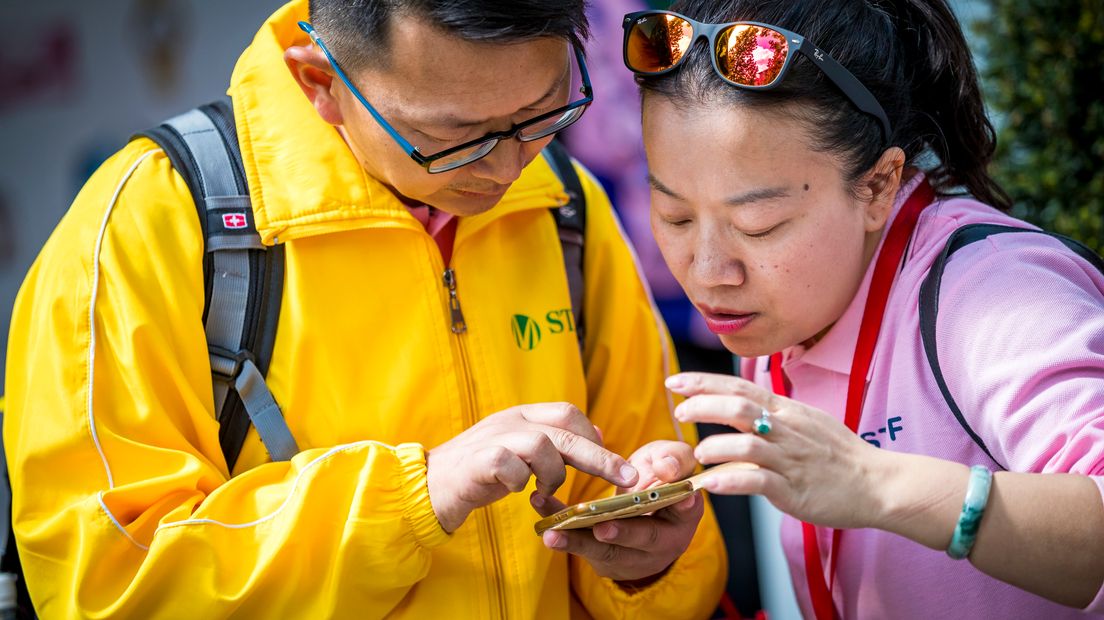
top-left (859, 146), bottom-right (906, 232)
top-left (284, 45), bottom-right (344, 126)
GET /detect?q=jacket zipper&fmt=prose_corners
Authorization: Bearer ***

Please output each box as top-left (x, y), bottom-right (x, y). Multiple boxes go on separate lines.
top-left (441, 267), bottom-right (507, 619)
top-left (443, 268), bottom-right (467, 334)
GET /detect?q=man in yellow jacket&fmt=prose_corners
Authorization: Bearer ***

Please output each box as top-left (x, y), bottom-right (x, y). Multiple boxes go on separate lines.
top-left (4, 0), bottom-right (726, 617)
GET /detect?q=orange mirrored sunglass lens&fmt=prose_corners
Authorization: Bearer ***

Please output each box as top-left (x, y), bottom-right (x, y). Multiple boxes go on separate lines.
top-left (626, 14), bottom-right (694, 73)
top-left (715, 24), bottom-right (790, 87)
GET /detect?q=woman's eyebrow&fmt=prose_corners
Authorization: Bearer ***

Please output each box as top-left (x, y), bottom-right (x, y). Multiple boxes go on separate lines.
top-left (647, 173), bottom-right (791, 206)
top-left (724, 187), bottom-right (791, 206)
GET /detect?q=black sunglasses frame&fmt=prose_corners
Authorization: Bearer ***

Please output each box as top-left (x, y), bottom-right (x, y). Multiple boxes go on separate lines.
top-left (622, 10), bottom-right (893, 143)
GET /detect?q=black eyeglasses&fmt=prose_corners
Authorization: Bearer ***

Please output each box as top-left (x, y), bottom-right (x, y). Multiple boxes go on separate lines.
top-left (299, 21), bottom-right (595, 174)
top-left (622, 11), bottom-right (892, 143)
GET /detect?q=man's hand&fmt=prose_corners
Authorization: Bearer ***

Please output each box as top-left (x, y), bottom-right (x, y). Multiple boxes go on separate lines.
top-left (426, 403), bottom-right (639, 533)
top-left (530, 440), bottom-right (705, 583)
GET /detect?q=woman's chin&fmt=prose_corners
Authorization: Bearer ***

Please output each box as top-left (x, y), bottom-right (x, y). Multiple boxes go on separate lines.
top-left (717, 333), bottom-right (775, 359)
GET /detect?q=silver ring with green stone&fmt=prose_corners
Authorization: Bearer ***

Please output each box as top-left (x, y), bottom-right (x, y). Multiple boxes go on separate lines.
top-left (753, 408), bottom-right (773, 435)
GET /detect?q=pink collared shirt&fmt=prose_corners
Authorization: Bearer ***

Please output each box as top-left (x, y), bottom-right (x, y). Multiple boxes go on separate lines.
top-left (408, 204), bottom-right (458, 264)
top-left (743, 174), bottom-right (1104, 618)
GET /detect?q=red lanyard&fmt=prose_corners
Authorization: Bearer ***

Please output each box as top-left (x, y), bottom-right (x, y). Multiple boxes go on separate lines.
top-left (769, 180), bottom-right (934, 620)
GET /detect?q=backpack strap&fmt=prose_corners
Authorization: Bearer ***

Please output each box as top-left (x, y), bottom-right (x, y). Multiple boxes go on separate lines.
top-left (542, 140), bottom-right (586, 353)
top-left (137, 100), bottom-right (296, 473)
top-left (918, 223), bottom-right (1104, 471)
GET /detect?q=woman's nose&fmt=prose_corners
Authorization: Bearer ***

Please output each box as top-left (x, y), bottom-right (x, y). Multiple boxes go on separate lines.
top-left (689, 234), bottom-right (746, 289)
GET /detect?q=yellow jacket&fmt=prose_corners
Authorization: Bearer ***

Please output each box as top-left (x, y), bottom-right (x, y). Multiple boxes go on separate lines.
top-left (3, 1), bottom-right (726, 618)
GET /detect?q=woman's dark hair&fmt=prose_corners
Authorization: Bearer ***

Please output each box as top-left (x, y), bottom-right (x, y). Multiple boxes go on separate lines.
top-left (638, 0), bottom-right (1011, 210)
top-left (309, 0), bottom-right (589, 72)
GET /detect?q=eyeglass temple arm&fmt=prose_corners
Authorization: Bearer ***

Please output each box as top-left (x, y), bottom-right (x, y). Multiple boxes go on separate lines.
top-left (573, 46), bottom-right (594, 97)
top-left (796, 40), bottom-right (893, 142)
top-left (297, 21), bottom-right (425, 160)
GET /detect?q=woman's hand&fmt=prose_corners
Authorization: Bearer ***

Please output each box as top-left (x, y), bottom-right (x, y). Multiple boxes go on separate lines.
top-left (667, 371), bottom-right (891, 530)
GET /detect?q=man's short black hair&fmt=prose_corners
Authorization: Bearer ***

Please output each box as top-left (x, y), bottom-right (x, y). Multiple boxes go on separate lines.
top-left (308, 0), bottom-right (589, 71)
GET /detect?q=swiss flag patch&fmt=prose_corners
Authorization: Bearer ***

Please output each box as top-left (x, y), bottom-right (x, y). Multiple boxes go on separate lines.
top-left (222, 213), bottom-right (248, 229)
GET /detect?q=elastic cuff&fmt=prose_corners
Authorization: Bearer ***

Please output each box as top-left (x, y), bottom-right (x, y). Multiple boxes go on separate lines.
top-left (395, 443), bottom-right (450, 550)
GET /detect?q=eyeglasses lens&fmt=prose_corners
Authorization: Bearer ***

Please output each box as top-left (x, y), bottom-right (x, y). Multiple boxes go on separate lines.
top-left (715, 24), bottom-right (789, 87)
top-left (517, 105), bottom-right (588, 141)
top-left (626, 14), bottom-right (694, 73)
top-left (427, 141), bottom-right (498, 173)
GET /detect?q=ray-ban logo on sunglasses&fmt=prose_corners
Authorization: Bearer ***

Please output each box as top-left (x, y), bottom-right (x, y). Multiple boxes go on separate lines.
top-left (814, 49), bottom-right (825, 62)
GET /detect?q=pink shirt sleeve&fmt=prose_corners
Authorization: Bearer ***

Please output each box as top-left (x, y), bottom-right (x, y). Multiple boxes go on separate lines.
top-left (935, 233), bottom-right (1104, 610)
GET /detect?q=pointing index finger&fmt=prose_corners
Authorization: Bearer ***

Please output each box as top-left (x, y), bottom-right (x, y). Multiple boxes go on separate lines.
top-left (665, 372), bottom-right (779, 408)
top-left (521, 403), bottom-right (604, 446)
top-left (546, 428), bottom-right (638, 488)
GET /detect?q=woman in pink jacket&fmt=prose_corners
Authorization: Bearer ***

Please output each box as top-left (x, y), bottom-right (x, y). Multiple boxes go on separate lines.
top-left (623, 0), bottom-right (1104, 617)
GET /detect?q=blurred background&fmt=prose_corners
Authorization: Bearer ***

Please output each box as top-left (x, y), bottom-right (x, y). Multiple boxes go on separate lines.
top-left (0, 1), bottom-right (1100, 619)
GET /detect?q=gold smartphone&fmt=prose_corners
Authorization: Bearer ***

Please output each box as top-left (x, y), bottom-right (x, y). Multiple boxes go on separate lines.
top-left (534, 461), bottom-right (757, 535)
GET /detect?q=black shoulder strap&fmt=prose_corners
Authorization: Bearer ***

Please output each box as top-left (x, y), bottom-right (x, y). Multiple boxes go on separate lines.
top-left (918, 223), bottom-right (1104, 470)
top-left (136, 99), bottom-right (293, 474)
top-left (542, 140), bottom-right (587, 353)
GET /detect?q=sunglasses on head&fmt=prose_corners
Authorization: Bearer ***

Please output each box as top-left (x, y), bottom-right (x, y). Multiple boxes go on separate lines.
top-left (622, 10), bottom-right (892, 143)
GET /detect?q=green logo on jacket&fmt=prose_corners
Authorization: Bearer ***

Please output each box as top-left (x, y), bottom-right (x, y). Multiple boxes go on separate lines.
top-left (511, 309), bottom-right (575, 351)
top-left (512, 314), bottom-right (542, 350)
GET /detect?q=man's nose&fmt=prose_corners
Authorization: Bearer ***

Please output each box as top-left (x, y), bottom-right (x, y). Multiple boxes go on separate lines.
top-left (469, 138), bottom-right (540, 185)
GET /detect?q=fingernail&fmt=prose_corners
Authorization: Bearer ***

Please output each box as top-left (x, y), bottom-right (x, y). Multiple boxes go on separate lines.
top-left (547, 532), bottom-right (567, 549)
top-left (665, 375), bottom-right (686, 390)
top-left (680, 492), bottom-right (699, 510)
top-left (673, 404), bottom-right (687, 422)
top-left (620, 464), bottom-right (638, 485)
top-left (595, 523), bottom-right (618, 540)
top-left (531, 493), bottom-right (545, 508)
top-left (662, 455), bottom-right (680, 474)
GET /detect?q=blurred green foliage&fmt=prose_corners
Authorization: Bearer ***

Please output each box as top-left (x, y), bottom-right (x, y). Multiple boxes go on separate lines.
top-left (975, 1), bottom-right (1104, 252)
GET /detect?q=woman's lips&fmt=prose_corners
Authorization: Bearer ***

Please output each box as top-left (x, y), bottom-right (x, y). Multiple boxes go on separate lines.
top-left (699, 308), bottom-right (757, 335)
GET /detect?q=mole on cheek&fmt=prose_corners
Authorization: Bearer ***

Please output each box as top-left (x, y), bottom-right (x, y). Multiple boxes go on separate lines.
top-left (804, 184), bottom-right (810, 191)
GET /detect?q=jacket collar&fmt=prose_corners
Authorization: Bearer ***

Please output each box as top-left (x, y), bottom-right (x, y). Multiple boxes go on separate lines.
top-left (227, 0), bottom-right (571, 245)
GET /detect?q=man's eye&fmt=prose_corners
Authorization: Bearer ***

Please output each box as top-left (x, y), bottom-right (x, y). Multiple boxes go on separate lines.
top-left (744, 224), bottom-right (781, 239)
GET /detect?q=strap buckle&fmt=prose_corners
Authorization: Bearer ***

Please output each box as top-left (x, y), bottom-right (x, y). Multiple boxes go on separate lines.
top-left (208, 346), bottom-right (255, 382)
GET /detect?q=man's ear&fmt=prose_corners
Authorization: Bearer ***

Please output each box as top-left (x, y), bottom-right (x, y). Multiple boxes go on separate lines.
top-left (284, 45), bottom-right (344, 126)
top-left (859, 146), bottom-right (906, 233)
